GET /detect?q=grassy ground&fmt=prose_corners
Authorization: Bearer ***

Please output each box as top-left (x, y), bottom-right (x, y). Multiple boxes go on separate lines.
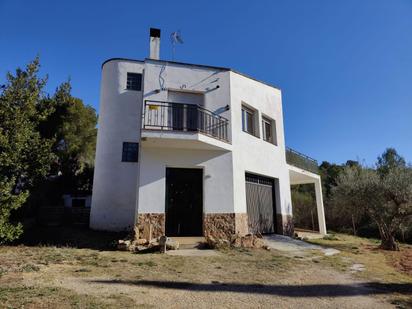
top-left (307, 233), bottom-right (412, 282)
top-left (307, 233), bottom-right (412, 308)
top-left (0, 227), bottom-right (411, 308)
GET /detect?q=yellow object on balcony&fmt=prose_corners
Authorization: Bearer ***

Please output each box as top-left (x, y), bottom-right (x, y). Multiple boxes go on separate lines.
top-left (148, 105), bottom-right (159, 110)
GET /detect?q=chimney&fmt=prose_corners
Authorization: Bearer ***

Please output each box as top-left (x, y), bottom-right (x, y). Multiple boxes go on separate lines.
top-left (149, 28), bottom-right (161, 60)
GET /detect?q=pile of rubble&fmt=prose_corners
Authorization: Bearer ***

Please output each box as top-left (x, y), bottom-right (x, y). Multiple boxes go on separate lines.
top-left (117, 236), bottom-right (179, 253)
top-left (116, 222), bottom-right (269, 252)
top-left (206, 233), bottom-right (268, 249)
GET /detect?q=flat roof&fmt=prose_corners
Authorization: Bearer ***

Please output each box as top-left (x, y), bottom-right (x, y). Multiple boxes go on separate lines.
top-left (101, 57), bottom-right (280, 90)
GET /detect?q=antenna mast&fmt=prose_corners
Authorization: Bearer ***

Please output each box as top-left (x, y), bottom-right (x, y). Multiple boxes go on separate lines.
top-left (170, 30), bottom-right (184, 61)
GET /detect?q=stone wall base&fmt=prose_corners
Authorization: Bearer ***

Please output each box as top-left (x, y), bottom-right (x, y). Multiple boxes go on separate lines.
top-left (276, 214), bottom-right (294, 237)
top-left (203, 213), bottom-right (248, 240)
top-left (135, 213), bottom-right (165, 241)
top-left (135, 212), bottom-right (294, 240)
top-left (235, 213), bottom-right (249, 235)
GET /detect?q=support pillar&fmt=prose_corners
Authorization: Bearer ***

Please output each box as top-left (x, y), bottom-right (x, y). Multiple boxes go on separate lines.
top-left (314, 179), bottom-right (327, 235)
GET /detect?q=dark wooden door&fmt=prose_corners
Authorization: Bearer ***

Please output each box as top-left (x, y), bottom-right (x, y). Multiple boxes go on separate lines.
top-left (166, 168), bottom-right (203, 236)
top-left (245, 173), bottom-right (276, 234)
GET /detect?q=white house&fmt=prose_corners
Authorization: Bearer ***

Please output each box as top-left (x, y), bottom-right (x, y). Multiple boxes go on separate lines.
top-left (90, 28), bottom-right (326, 240)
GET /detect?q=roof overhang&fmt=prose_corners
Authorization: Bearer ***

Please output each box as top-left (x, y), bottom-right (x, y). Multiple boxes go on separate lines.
top-left (288, 164), bottom-right (321, 185)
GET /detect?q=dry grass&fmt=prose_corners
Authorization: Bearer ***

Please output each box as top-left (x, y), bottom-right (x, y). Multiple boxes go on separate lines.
top-left (0, 227), bottom-right (411, 308)
top-left (0, 244), bottom-right (296, 308)
top-left (307, 233), bottom-right (412, 308)
top-left (307, 233), bottom-right (412, 283)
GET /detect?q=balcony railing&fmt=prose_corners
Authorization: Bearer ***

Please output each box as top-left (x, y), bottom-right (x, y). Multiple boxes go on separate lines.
top-left (143, 100), bottom-right (229, 141)
top-left (286, 147), bottom-right (319, 174)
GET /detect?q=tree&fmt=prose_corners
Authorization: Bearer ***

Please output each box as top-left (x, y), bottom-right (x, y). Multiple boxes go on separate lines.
top-left (319, 161), bottom-right (344, 199)
top-left (39, 81), bottom-right (97, 196)
top-left (0, 58), bottom-right (54, 243)
top-left (291, 185), bottom-right (318, 231)
top-left (332, 163), bottom-right (412, 251)
top-left (377, 148), bottom-right (406, 177)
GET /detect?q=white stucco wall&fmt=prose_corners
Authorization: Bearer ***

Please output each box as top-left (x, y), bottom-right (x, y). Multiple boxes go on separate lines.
top-left (229, 72), bottom-right (292, 216)
top-left (91, 57), bottom-right (293, 232)
top-left (138, 147), bottom-right (234, 215)
top-left (142, 60), bottom-right (232, 137)
top-left (90, 60), bottom-right (144, 231)
top-left (137, 61), bottom-right (234, 216)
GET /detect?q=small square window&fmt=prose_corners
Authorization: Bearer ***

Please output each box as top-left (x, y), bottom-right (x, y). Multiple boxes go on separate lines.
top-left (122, 142), bottom-right (139, 162)
top-left (262, 116), bottom-right (277, 145)
top-left (126, 73), bottom-right (142, 91)
top-left (241, 106), bottom-right (255, 135)
top-left (72, 198), bottom-right (86, 208)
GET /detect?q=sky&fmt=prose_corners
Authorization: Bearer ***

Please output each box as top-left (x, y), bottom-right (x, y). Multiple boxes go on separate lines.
top-left (1, 0), bottom-right (411, 165)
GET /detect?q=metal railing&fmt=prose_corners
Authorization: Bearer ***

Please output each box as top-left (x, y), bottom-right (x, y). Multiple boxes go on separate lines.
top-left (143, 100), bottom-right (229, 141)
top-left (286, 147), bottom-right (319, 174)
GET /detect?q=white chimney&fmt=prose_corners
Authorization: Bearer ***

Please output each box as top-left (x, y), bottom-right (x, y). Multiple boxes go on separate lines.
top-left (149, 28), bottom-right (160, 60)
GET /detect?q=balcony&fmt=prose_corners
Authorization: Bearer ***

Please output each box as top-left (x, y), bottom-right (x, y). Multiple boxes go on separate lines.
top-left (143, 100), bottom-right (229, 142)
top-left (141, 100), bottom-right (231, 151)
top-left (286, 147), bottom-right (319, 174)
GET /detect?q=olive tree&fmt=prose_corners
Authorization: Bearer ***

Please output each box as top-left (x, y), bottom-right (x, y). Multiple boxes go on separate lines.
top-left (332, 165), bottom-right (412, 250)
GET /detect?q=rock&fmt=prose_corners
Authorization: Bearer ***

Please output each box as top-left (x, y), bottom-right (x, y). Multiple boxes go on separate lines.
top-left (148, 240), bottom-right (159, 248)
top-left (134, 238), bottom-right (148, 245)
top-left (252, 237), bottom-right (266, 249)
top-left (159, 236), bottom-right (167, 253)
top-left (132, 245), bottom-right (148, 252)
top-left (231, 235), bottom-right (242, 248)
top-left (117, 240), bottom-right (131, 251)
top-left (166, 238), bottom-right (179, 250)
top-left (241, 235), bottom-right (254, 248)
top-left (350, 263), bottom-right (365, 273)
top-left (206, 236), bottom-right (217, 248)
top-left (143, 223), bottom-right (153, 242)
top-left (205, 236), bottom-right (230, 249)
top-left (229, 233), bottom-right (268, 249)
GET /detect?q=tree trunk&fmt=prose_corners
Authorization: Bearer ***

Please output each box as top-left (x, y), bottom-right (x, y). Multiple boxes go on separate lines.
top-left (373, 217), bottom-right (400, 251)
top-left (351, 214), bottom-right (357, 236)
top-left (379, 234), bottom-right (399, 251)
top-left (311, 210), bottom-right (315, 231)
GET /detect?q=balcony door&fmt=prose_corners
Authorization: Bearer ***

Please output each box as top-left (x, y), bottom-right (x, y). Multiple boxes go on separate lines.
top-left (167, 91), bottom-right (204, 131)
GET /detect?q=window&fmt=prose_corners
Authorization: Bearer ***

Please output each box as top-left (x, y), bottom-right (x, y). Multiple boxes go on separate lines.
top-left (122, 142), bottom-right (139, 162)
top-left (126, 73), bottom-right (142, 91)
top-left (241, 106), bottom-right (255, 135)
top-left (72, 198), bottom-right (86, 208)
top-left (262, 116), bottom-right (277, 145)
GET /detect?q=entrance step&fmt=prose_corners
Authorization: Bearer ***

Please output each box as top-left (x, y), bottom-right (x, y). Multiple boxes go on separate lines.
top-left (171, 237), bottom-right (206, 249)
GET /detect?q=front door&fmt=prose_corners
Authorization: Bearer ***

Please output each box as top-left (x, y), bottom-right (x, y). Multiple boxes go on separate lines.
top-left (166, 168), bottom-right (203, 236)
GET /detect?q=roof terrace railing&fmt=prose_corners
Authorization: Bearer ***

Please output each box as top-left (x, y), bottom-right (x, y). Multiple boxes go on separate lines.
top-left (286, 147), bottom-right (319, 174)
top-left (143, 100), bottom-right (229, 142)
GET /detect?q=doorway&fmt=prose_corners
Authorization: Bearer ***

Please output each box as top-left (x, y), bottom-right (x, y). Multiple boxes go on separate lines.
top-left (165, 168), bottom-right (203, 236)
top-left (245, 173), bottom-right (277, 234)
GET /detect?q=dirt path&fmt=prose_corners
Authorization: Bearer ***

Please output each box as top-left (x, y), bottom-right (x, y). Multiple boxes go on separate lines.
top-left (21, 256), bottom-right (394, 308)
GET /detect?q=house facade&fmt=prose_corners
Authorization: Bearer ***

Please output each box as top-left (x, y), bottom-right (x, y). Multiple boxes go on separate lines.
top-left (90, 28), bottom-right (326, 240)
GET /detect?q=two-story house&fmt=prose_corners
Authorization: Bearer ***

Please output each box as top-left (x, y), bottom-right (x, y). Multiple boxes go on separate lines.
top-left (90, 28), bottom-right (327, 240)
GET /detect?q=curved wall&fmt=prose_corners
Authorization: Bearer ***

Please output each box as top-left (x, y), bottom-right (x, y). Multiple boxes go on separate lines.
top-left (90, 60), bottom-right (144, 231)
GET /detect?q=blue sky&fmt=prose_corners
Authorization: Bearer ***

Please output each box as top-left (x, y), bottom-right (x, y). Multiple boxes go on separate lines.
top-left (1, 0), bottom-right (411, 165)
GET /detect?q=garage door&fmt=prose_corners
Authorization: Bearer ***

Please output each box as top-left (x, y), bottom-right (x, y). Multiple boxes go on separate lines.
top-left (245, 173), bottom-right (276, 234)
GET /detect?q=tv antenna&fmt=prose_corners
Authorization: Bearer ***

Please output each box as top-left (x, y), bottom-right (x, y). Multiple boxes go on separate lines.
top-left (170, 30), bottom-right (184, 61)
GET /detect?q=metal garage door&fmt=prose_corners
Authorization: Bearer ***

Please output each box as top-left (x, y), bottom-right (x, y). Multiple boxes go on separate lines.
top-left (245, 173), bottom-right (276, 234)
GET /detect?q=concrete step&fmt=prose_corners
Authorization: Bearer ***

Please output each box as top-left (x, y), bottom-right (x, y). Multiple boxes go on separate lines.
top-left (171, 237), bottom-right (206, 249)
